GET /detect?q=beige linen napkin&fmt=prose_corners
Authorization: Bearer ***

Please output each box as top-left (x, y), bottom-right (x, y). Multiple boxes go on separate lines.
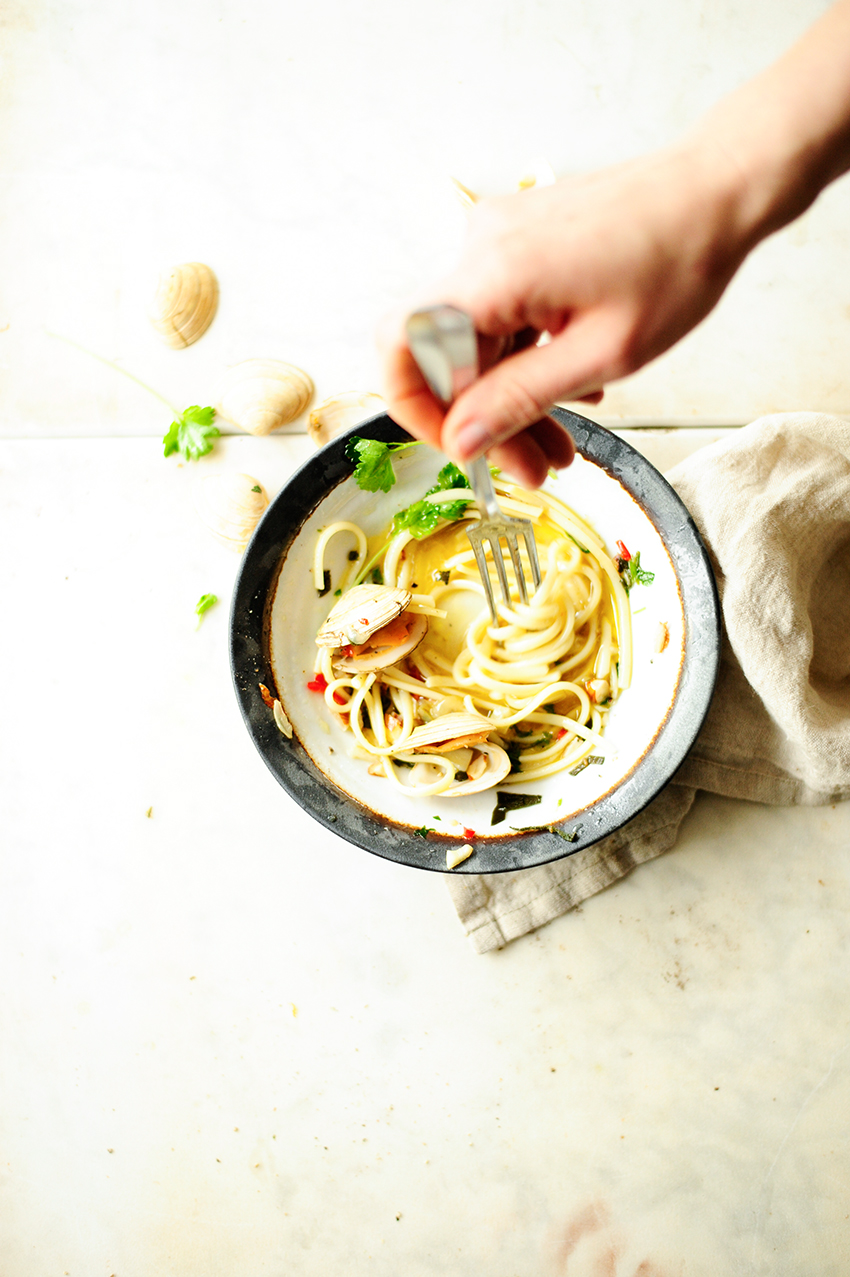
top-left (446, 412), bottom-right (850, 953)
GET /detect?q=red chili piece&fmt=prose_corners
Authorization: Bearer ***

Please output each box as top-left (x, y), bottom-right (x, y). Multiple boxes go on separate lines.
top-left (463, 828), bottom-right (475, 840)
top-left (616, 540), bottom-right (631, 561)
top-left (557, 728), bottom-right (568, 740)
top-left (307, 673), bottom-right (328, 692)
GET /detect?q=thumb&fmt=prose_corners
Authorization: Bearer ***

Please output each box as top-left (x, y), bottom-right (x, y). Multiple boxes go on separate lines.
top-left (441, 314), bottom-right (622, 461)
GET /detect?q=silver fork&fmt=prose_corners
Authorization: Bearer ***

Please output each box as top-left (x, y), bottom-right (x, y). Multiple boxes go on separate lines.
top-left (405, 304), bottom-right (542, 622)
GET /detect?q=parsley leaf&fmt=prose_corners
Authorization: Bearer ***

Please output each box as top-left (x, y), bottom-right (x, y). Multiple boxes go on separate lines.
top-left (629, 552), bottom-right (655, 587)
top-left (391, 462), bottom-right (472, 539)
top-left (163, 405), bottom-right (219, 460)
top-left (345, 436), bottom-right (422, 492)
top-left (195, 593), bottom-right (218, 626)
top-left (618, 549), bottom-right (655, 593)
top-left (491, 791), bottom-right (542, 826)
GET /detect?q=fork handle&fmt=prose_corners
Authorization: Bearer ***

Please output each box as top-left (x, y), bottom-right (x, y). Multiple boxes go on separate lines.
top-left (465, 453), bottom-right (502, 521)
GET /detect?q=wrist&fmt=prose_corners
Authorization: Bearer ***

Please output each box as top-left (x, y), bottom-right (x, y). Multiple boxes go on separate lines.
top-left (687, 1), bottom-right (850, 252)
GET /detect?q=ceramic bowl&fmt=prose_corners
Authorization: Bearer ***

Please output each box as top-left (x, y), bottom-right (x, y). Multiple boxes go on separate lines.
top-left (230, 409), bottom-right (720, 873)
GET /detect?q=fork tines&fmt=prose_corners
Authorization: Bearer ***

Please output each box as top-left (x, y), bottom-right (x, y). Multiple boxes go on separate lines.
top-left (467, 516), bottom-right (542, 621)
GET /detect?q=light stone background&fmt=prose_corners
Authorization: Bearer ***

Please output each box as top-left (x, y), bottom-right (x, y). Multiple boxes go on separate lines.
top-left (2, 2), bottom-right (850, 1275)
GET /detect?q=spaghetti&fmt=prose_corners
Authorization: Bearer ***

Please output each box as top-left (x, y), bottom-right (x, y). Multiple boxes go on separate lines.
top-left (310, 479), bottom-right (631, 799)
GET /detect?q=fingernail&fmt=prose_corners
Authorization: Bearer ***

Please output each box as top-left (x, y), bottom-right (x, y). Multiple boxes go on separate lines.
top-left (453, 420), bottom-right (492, 460)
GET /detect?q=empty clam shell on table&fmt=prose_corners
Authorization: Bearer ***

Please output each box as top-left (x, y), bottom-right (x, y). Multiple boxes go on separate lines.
top-left (193, 472), bottom-right (269, 552)
top-left (150, 262), bottom-right (219, 349)
top-left (215, 359), bottom-right (314, 436)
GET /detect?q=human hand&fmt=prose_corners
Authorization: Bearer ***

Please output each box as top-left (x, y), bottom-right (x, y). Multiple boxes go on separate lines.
top-left (379, 139), bottom-right (751, 488)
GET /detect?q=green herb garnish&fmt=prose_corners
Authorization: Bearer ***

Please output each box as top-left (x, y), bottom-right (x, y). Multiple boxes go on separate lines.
top-left (569, 755), bottom-right (605, 776)
top-left (46, 332), bottom-right (220, 463)
top-left (618, 550), bottom-right (655, 593)
top-left (548, 825), bottom-right (579, 843)
top-left (567, 532), bottom-right (590, 554)
top-left (346, 436), bottom-right (423, 492)
top-left (491, 791), bottom-right (542, 826)
top-left (391, 462), bottom-right (472, 540)
top-left (251, 484), bottom-right (262, 493)
top-left (413, 825), bottom-right (433, 839)
top-left (163, 405), bottom-right (220, 461)
top-left (195, 593), bottom-right (218, 626)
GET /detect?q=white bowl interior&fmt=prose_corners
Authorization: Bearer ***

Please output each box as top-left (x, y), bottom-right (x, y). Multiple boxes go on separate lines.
top-left (269, 447), bottom-right (683, 838)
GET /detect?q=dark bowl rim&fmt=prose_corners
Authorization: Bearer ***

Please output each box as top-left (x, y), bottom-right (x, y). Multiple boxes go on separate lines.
top-left (230, 407), bottom-right (720, 874)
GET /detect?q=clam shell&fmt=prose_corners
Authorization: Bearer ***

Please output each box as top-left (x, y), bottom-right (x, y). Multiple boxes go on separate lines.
top-left (308, 391), bottom-right (386, 447)
top-left (316, 584), bottom-right (411, 648)
top-left (443, 742), bottom-right (511, 795)
top-left (151, 262), bottom-right (218, 349)
top-left (215, 359), bottom-right (314, 436)
top-left (193, 472), bottom-right (269, 552)
top-left (335, 612), bottom-right (427, 672)
top-left (405, 711), bottom-right (493, 752)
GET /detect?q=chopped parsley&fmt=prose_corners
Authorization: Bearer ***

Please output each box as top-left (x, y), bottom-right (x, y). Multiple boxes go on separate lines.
top-left (548, 825), bottom-right (579, 843)
top-left (251, 484), bottom-right (262, 493)
top-left (617, 550), bottom-right (655, 593)
top-left (195, 593), bottom-right (218, 626)
top-left (163, 405), bottom-right (219, 461)
top-left (491, 791), bottom-right (542, 826)
top-left (413, 825), bottom-right (433, 839)
top-left (569, 755), bottom-right (605, 776)
top-left (346, 436), bottom-right (423, 492)
top-left (391, 462), bottom-right (472, 540)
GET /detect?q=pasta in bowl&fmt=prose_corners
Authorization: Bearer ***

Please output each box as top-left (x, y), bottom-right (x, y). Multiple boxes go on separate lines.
top-left (230, 409), bottom-right (720, 874)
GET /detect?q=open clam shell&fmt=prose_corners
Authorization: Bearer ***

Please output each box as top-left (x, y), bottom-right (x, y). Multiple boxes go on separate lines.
top-left (193, 472), bottom-right (269, 552)
top-left (316, 584), bottom-right (411, 649)
top-left (404, 711), bottom-right (493, 752)
top-left (215, 359), bottom-right (314, 436)
top-left (150, 262), bottom-right (218, 349)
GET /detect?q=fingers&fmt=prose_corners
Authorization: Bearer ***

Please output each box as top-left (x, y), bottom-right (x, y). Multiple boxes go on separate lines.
top-left (379, 337), bottom-right (445, 447)
top-left (441, 312), bottom-right (621, 461)
top-left (488, 416), bottom-right (575, 488)
top-left (487, 429), bottom-right (552, 490)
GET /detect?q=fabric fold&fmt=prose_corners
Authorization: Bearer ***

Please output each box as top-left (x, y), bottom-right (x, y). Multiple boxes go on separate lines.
top-left (446, 412), bottom-right (850, 952)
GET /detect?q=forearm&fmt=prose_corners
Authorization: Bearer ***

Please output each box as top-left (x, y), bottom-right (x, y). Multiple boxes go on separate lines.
top-left (692, 0), bottom-right (850, 251)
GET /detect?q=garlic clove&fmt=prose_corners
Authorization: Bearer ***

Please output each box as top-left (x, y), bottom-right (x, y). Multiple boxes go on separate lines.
top-left (446, 843), bottom-right (474, 870)
top-left (308, 391), bottom-right (386, 448)
top-left (150, 262), bottom-right (218, 349)
top-left (214, 359), bottom-right (314, 436)
top-left (193, 472), bottom-right (269, 552)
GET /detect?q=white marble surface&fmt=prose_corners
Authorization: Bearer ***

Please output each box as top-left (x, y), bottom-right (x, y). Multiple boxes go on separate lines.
top-left (0, 0), bottom-right (848, 435)
top-left (4, 2), bottom-right (850, 1272)
top-left (3, 430), bottom-right (850, 1275)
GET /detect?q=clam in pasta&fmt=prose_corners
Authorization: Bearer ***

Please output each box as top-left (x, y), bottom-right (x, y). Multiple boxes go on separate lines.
top-left (310, 479), bottom-right (631, 799)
